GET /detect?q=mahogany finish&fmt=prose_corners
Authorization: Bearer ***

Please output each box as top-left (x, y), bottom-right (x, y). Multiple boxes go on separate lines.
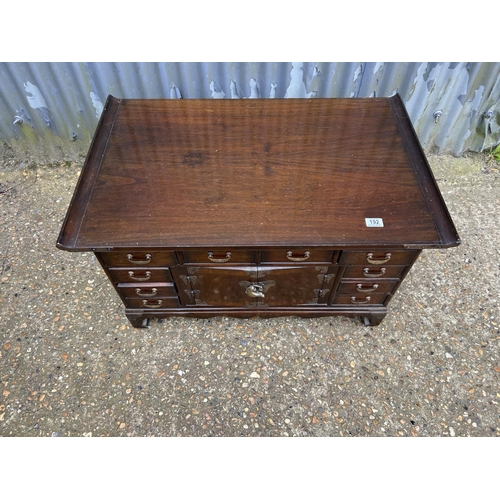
top-left (57, 95), bottom-right (460, 327)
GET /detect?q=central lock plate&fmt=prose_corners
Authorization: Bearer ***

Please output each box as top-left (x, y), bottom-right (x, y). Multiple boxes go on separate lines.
top-left (239, 280), bottom-right (276, 298)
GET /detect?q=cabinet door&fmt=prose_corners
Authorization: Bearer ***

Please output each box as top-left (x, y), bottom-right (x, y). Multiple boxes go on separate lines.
top-left (258, 266), bottom-right (336, 306)
top-left (174, 266), bottom-right (260, 307)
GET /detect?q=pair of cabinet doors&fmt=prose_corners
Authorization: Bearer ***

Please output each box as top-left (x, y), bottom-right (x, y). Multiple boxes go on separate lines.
top-left (172, 265), bottom-right (337, 308)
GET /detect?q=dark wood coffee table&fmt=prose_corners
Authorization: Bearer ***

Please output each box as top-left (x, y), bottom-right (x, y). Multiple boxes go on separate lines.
top-left (57, 95), bottom-right (460, 327)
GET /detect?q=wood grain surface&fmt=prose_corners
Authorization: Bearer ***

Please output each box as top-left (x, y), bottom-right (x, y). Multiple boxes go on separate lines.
top-left (57, 96), bottom-right (459, 251)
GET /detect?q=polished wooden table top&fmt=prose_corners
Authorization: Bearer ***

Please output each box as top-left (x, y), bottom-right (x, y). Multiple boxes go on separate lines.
top-left (57, 95), bottom-right (460, 251)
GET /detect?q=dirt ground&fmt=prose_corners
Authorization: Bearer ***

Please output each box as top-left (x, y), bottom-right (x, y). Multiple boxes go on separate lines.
top-left (0, 152), bottom-right (499, 437)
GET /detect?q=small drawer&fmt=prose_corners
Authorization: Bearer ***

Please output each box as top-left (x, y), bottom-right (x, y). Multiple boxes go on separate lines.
top-left (125, 297), bottom-right (180, 309)
top-left (262, 248), bottom-right (334, 264)
top-left (182, 249), bottom-right (255, 264)
top-left (332, 294), bottom-right (387, 305)
top-left (117, 282), bottom-right (177, 298)
top-left (108, 267), bottom-right (172, 283)
top-left (337, 281), bottom-right (397, 295)
top-left (342, 265), bottom-right (406, 280)
top-left (99, 251), bottom-right (177, 267)
top-left (339, 250), bottom-right (418, 266)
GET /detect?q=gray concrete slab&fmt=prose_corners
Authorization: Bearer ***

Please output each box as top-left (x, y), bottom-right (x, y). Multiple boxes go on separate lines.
top-left (0, 153), bottom-right (499, 436)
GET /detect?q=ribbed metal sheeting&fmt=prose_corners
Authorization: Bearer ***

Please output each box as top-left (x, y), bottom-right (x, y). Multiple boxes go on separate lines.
top-left (0, 62), bottom-right (499, 160)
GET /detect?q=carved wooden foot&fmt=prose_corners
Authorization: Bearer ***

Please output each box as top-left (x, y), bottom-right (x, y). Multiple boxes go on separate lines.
top-left (126, 314), bottom-right (149, 328)
top-left (363, 313), bottom-right (386, 326)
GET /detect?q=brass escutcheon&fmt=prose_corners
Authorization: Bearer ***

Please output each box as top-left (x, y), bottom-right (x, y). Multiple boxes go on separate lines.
top-left (240, 280), bottom-right (276, 298)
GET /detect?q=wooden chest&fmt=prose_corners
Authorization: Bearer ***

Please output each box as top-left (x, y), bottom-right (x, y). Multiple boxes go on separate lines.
top-left (56, 95), bottom-right (460, 327)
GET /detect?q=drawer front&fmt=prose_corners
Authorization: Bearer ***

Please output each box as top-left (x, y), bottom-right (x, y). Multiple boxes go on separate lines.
top-left (339, 250), bottom-right (418, 266)
top-left (182, 249), bottom-right (255, 264)
top-left (99, 251), bottom-right (177, 267)
top-left (342, 265), bottom-right (406, 280)
top-left (332, 294), bottom-right (387, 305)
top-left (337, 281), bottom-right (397, 295)
top-left (261, 248), bottom-right (335, 264)
top-left (117, 283), bottom-right (177, 298)
top-left (107, 267), bottom-right (172, 283)
top-left (125, 297), bottom-right (180, 309)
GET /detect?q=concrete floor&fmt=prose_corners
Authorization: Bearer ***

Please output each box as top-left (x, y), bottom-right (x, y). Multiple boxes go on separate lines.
top-left (0, 152), bottom-right (499, 437)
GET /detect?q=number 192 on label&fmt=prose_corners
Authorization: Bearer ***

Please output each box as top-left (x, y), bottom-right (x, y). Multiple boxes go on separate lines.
top-left (365, 218), bottom-right (384, 227)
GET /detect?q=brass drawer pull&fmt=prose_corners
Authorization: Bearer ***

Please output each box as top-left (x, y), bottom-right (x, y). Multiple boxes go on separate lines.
top-left (128, 271), bottom-right (152, 281)
top-left (136, 287), bottom-right (157, 297)
top-left (142, 299), bottom-right (162, 308)
top-left (127, 253), bottom-right (152, 265)
top-left (286, 251), bottom-right (310, 262)
top-left (207, 251), bottom-right (232, 263)
top-left (366, 252), bottom-right (391, 264)
top-left (356, 283), bottom-right (378, 293)
top-left (363, 267), bottom-right (386, 278)
top-left (351, 296), bottom-right (371, 304)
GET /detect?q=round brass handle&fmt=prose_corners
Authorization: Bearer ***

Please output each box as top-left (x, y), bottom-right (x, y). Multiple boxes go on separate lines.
top-left (142, 299), bottom-right (163, 308)
top-left (128, 271), bottom-right (152, 281)
top-left (363, 267), bottom-right (386, 278)
top-left (356, 283), bottom-right (378, 293)
top-left (127, 253), bottom-right (152, 265)
top-left (246, 284), bottom-right (265, 298)
top-left (207, 251), bottom-right (232, 263)
top-left (366, 252), bottom-right (391, 265)
top-left (351, 296), bottom-right (371, 304)
top-left (286, 251), bottom-right (310, 262)
top-left (135, 287), bottom-right (157, 297)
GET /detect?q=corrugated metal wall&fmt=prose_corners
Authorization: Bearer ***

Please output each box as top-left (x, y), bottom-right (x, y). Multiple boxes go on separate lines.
top-left (1, 62), bottom-right (499, 163)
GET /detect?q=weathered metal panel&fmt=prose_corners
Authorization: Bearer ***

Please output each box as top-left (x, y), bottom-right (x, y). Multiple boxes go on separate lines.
top-left (0, 62), bottom-right (499, 163)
